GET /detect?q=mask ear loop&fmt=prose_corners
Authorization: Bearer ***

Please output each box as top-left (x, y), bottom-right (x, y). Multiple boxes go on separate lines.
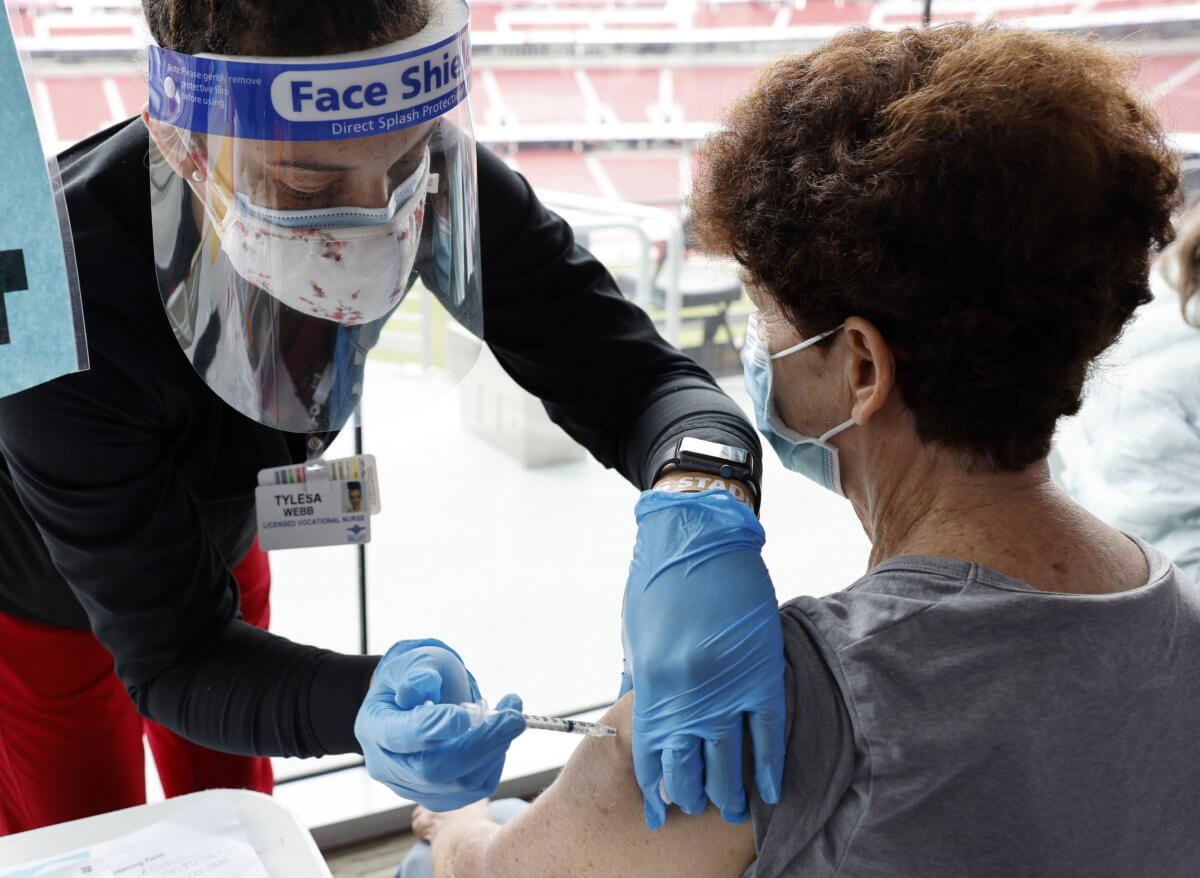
top-left (177, 135), bottom-right (242, 239)
top-left (818, 417), bottom-right (856, 443)
top-left (771, 323), bottom-right (845, 360)
top-left (391, 149), bottom-right (432, 208)
top-left (767, 319), bottom-right (857, 444)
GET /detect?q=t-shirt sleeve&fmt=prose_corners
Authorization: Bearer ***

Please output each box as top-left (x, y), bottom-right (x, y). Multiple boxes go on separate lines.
top-left (743, 606), bottom-right (857, 878)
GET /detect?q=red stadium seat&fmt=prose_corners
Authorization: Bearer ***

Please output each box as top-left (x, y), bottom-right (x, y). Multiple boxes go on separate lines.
top-left (991, 5), bottom-right (1076, 19)
top-left (692, 4), bottom-right (781, 29)
top-left (596, 152), bottom-right (684, 204)
top-left (587, 67), bottom-right (662, 123)
top-left (470, 3), bottom-right (503, 31)
top-left (507, 19), bottom-right (592, 30)
top-left (1093, 0), bottom-right (1198, 9)
top-left (787, 1), bottom-right (871, 25)
top-left (1154, 60), bottom-right (1200, 132)
top-left (111, 75), bottom-right (147, 120)
top-left (1137, 54), bottom-right (1200, 91)
top-left (511, 149), bottom-right (606, 197)
top-left (671, 67), bottom-right (760, 123)
top-left (491, 69), bottom-right (592, 125)
top-left (469, 71), bottom-right (495, 127)
top-left (604, 20), bottom-right (680, 28)
top-left (44, 24), bottom-right (135, 37)
top-left (39, 76), bottom-right (113, 143)
top-left (6, 6), bottom-right (34, 37)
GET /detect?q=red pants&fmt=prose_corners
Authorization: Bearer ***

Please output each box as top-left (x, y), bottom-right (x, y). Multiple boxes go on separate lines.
top-left (0, 540), bottom-right (274, 835)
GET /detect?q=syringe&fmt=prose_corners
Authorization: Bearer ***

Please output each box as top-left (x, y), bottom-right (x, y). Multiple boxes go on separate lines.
top-left (460, 701), bottom-right (617, 738)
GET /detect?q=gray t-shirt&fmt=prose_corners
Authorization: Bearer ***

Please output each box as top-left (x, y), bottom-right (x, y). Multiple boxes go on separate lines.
top-left (747, 538), bottom-right (1200, 878)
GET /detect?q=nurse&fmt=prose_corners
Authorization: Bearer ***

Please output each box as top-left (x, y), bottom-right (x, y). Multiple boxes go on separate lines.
top-left (0, 0), bottom-right (784, 833)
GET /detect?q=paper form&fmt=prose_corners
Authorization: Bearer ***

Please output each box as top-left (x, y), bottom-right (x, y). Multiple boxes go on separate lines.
top-left (1, 799), bottom-right (269, 878)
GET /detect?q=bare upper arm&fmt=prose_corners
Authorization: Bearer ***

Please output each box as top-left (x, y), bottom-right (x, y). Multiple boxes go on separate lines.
top-left (474, 695), bottom-right (757, 877)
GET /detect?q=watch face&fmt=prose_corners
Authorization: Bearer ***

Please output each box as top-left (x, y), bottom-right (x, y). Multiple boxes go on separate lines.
top-left (679, 436), bottom-right (750, 466)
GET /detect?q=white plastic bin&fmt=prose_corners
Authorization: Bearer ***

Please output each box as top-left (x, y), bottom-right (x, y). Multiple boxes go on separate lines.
top-left (0, 789), bottom-right (331, 877)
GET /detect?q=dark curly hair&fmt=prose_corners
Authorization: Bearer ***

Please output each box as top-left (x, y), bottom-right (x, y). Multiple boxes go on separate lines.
top-left (692, 24), bottom-right (1181, 470)
top-left (141, 0), bottom-right (429, 56)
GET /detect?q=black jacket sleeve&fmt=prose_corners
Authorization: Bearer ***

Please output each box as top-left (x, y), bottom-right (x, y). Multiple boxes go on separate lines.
top-left (0, 120), bottom-right (376, 759)
top-left (474, 146), bottom-right (761, 489)
top-left (0, 342), bottom-right (376, 758)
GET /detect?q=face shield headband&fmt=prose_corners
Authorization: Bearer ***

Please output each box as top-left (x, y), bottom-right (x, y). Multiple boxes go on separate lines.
top-left (147, 5), bottom-right (472, 148)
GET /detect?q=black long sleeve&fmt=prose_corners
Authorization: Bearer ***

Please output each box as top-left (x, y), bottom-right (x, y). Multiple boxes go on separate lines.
top-left (0, 119), bottom-right (376, 758)
top-left (0, 300), bottom-right (377, 757)
top-left (0, 119), bottom-right (757, 760)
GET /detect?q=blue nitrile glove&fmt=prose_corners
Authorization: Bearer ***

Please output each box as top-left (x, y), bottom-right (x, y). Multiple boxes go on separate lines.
top-left (354, 638), bottom-right (526, 812)
top-left (620, 489), bottom-right (786, 829)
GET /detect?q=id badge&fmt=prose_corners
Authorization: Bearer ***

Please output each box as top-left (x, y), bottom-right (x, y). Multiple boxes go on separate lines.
top-left (255, 454), bottom-right (381, 551)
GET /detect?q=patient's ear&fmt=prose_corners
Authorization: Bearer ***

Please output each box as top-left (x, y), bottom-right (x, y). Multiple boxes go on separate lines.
top-left (142, 105), bottom-right (207, 183)
top-left (843, 316), bottom-right (895, 427)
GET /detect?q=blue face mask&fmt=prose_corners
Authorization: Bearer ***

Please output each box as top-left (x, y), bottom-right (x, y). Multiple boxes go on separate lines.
top-left (741, 313), bottom-right (855, 495)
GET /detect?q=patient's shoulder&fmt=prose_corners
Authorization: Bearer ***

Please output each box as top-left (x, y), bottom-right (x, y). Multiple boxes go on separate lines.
top-left (491, 694), bottom-right (756, 877)
top-left (783, 555), bottom-right (976, 651)
top-left (555, 695), bottom-right (638, 804)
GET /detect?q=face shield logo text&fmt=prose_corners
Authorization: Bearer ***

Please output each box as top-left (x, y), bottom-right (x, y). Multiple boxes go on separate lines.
top-left (291, 81), bottom-right (388, 113)
top-left (398, 52), bottom-right (464, 101)
top-left (281, 50), bottom-right (466, 121)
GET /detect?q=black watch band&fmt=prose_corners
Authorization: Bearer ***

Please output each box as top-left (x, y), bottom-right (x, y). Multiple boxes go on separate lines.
top-left (653, 436), bottom-right (761, 513)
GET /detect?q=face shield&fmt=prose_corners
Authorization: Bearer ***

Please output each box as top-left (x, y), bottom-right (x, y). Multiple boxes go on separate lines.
top-left (146, 0), bottom-right (482, 435)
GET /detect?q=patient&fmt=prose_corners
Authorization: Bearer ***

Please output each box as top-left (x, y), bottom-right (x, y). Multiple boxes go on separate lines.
top-left (405, 24), bottom-right (1200, 877)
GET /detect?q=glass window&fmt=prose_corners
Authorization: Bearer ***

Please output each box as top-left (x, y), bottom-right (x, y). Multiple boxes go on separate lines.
top-left (11, 0), bottom-right (1198, 825)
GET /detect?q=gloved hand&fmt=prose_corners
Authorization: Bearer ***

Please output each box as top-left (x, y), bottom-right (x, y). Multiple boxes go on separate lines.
top-left (621, 489), bottom-right (786, 829)
top-left (354, 638), bottom-right (526, 812)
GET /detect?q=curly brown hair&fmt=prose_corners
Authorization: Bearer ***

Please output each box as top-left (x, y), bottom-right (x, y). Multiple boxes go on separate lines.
top-left (692, 24), bottom-right (1181, 470)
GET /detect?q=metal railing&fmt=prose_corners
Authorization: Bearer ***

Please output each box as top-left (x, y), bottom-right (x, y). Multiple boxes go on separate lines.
top-left (540, 189), bottom-right (688, 344)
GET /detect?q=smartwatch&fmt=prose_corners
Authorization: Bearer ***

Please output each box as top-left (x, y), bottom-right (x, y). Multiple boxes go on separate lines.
top-left (654, 436), bottom-right (761, 513)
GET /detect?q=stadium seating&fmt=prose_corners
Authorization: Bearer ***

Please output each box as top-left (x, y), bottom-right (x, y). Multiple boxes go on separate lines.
top-left (506, 148), bottom-right (608, 196)
top-left (12, 0), bottom-right (1200, 40)
top-left (9, 0), bottom-right (1200, 204)
top-left (587, 67), bottom-right (665, 122)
